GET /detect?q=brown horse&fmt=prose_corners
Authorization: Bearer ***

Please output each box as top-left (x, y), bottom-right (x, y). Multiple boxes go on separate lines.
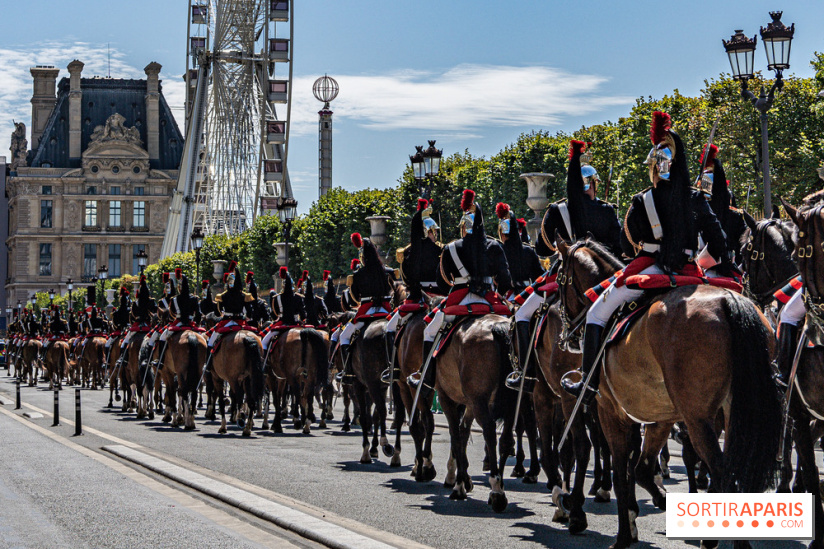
top-left (394, 308), bottom-right (438, 479)
top-left (79, 336), bottom-right (107, 389)
top-left (19, 339), bottom-right (42, 386)
top-left (558, 238), bottom-right (781, 549)
top-left (123, 332), bottom-right (153, 418)
top-left (43, 340), bottom-right (70, 390)
top-left (160, 330), bottom-right (208, 429)
top-left (781, 195), bottom-right (824, 548)
top-left (106, 336), bottom-right (125, 407)
top-left (430, 313), bottom-right (515, 511)
top-left (210, 330), bottom-right (264, 436)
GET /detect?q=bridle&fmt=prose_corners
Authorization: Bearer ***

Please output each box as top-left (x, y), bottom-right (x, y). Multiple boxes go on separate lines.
top-left (556, 241), bottom-right (595, 349)
top-left (798, 206), bottom-right (824, 319)
top-left (742, 218), bottom-right (796, 305)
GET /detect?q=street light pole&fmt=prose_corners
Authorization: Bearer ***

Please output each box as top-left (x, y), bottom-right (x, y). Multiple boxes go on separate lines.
top-left (137, 249), bottom-right (148, 276)
top-left (191, 227), bottom-right (205, 287)
top-left (67, 279), bottom-right (73, 312)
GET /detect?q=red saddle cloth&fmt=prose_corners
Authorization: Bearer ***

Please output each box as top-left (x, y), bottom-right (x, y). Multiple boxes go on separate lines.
top-left (441, 288), bottom-right (512, 317)
top-left (354, 301), bottom-right (392, 322)
top-left (399, 299), bottom-right (428, 317)
top-left (616, 256), bottom-right (742, 293)
top-left (168, 321), bottom-right (206, 333)
top-left (129, 323), bottom-right (152, 333)
top-left (214, 318), bottom-right (258, 335)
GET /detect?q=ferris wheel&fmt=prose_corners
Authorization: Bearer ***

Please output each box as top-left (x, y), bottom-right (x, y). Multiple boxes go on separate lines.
top-left (161, 0), bottom-right (296, 257)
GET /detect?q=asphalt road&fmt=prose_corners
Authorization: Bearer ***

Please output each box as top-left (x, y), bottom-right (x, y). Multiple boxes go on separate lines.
top-left (0, 372), bottom-right (811, 549)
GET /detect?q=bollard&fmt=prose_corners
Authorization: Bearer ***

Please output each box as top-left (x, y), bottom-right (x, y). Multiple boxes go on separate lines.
top-left (15, 379), bottom-right (20, 409)
top-left (74, 389), bottom-right (82, 436)
top-left (52, 388), bottom-right (60, 426)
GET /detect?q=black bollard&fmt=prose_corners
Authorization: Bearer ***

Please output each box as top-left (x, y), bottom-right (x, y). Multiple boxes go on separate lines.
top-left (52, 388), bottom-right (59, 426)
top-left (74, 389), bottom-right (82, 436)
top-left (15, 379), bottom-right (20, 409)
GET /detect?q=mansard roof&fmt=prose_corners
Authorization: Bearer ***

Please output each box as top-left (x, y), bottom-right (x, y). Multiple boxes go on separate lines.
top-left (30, 76), bottom-right (183, 170)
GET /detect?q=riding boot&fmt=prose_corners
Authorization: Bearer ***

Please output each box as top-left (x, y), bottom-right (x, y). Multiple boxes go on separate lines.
top-left (505, 321), bottom-right (536, 393)
top-left (407, 340), bottom-right (436, 399)
top-left (151, 342), bottom-right (168, 372)
top-left (335, 344), bottom-right (354, 385)
top-left (381, 332), bottom-right (399, 384)
top-left (561, 324), bottom-right (605, 406)
top-left (775, 323), bottom-right (799, 387)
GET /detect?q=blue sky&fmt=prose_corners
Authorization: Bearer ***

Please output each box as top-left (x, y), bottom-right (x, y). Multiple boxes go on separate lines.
top-left (1, 1), bottom-right (822, 213)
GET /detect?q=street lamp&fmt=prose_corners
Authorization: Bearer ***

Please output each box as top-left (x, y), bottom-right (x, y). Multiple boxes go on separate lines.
top-left (410, 141), bottom-right (442, 199)
top-left (723, 11), bottom-right (794, 214)
top-left (137, 249), bottom-right (148, 275)
top-left (67, 278), bottom-right (73, 312)
top-left (48, 288), bottom-right (55, 304)
top-left (275, 197), bottom-right (298, 271)
top-left (98, 266), bottom-right (108, 309)
top-left (29, 295), bottom-right (36, 311)
top-left (191, 227), bottom-right (205, 288)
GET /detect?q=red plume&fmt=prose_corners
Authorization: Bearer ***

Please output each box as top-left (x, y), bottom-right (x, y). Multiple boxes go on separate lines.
top-left (517, 218), bottom-right (527, 228)
top-left (201, 280), bottom-right (209, 289)
top-left (460, 189), bottom-right (475, 212)
top-left (174, 267), bottom-right (182, 278)
top-left (162, 272), bottom-right (170, 283)
top-left (278, 266), bottom-right (288, 279)
top-left (140, 274), bottom-right (147, 283)
top-left (568, 139), bottom-right (586, 159)
top-left (417, 198), bottom-right (429, 212)
top-left (351, 232), bottom-right (363, 248)
top-left (700, 143), bottom-right (719, 166)
top-left (649, 111), bottom-right (671, 145)
top-left (222, 273), bottom-right (229, 283)
top-left (302, 270), bottom-right (309, 279)
top-left (245, 271), bottom-right (254, 284)
top-left (495, 202), bottom-right (510, 219)
top-left (726, 179), bottom-right (731, 186)
top-left (323, 270), bottom-right (331, 281)
top-left (350, 258), bottom-right (361, 270)
top-left (227, 260), bottom-right (237, 272)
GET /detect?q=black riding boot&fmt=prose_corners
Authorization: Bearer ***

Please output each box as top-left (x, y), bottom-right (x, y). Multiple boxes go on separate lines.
top-left (561, 324), bottom-right (605, 406)
top-left (151, 342), bottom-right (168, 372)
top-left (407, 340), bottom-right (435, 399)
top-left (775, 323), bottom-right (799, 387)
top-left (381, 332), bottom-right (398, 384)
top-left (338, 344), bottom-right (354, 385)
top-left (505, 321), bottom-right (536, 393)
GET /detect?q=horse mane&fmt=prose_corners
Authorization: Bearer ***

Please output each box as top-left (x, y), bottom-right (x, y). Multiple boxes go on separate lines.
top-left (579, 237), bottom-right (625, 271)
top-left (801, 189), bottom-right (824, 212)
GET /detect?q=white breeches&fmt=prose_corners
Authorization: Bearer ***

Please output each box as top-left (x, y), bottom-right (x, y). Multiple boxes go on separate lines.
top-left (121, 331), bottom-right (135, 348)
top-left (159, 328), bottom-right (173, 342)
top-left (423, 292), bottom-right (486, 342)
top-left (330, 326), bottom-right (341, 343)
top-left (779, 289), bottom-right (806, 327)
top-left (261, 329), bottom-right (277, 351)
top-left (385, 310), bottom-right (402, 333)
top-left (587, 264), bottom-right (664, 327)
top-left (148, 331), bottom-right (160, 345)
top-left (208, 331), bottom-right (221, 347)
top-left (340, 320), bottom-right (363, 346)
top-left (514, 291), bottom-right (544, 323)
top-left (105, 336), bottom-right (115, 348)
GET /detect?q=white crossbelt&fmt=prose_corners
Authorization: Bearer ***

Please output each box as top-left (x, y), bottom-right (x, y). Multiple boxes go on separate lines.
top-left (643, 190), bottom-right (663, 241)
top-left (557, 202), bottom-right (574, 242)
top-left (447, 242), bottom-right (469, 279)
top-left (453, 276), bottom-right (493, 285)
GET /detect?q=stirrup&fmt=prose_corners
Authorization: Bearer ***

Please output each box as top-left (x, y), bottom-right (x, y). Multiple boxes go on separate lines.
top-left (381, 367), bottom-right (400, 385)
top-left (505, 370), bottom-right (536, 393)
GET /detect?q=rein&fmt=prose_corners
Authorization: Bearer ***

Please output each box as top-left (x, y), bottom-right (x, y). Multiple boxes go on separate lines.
top-left (557, 242), bottom-right (595, 350)
top-left (800, 206), bottom-right (824, 343)
top-left (743, 218), bottom-right (798, 306)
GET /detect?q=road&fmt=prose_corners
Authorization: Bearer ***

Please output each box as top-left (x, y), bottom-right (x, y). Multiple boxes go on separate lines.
top-left (0, 372), bottom-right (810, 548)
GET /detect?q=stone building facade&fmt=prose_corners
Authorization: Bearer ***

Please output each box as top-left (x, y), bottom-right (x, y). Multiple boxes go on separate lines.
top-left (5, 60), bottom-right (183, 305)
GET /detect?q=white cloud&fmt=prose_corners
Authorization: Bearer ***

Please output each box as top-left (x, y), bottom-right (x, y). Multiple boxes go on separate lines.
top-left (287, 65), bottom-right (633, 139)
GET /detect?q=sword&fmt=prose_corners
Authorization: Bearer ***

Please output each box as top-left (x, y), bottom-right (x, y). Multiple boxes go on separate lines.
top-left (696, 116), bottom-right (721, 184)
top-left (513, 316), bottom-right (542, 425)
top-left (411, 329), bottom-right (445, 420)
top-left (558, 333), bottom-right (612, 450)
top-left (777, 332), bottom-right (808, 461)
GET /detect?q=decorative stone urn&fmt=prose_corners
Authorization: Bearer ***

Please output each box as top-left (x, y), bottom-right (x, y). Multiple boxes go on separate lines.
top-left (274, 243), bottom-right (289, 266)
top-left (519, 173), bottom-right (554, 244)
top-left (366, 216), bottom-right (391, 249)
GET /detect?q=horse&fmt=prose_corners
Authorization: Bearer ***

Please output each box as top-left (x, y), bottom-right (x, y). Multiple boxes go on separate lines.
top-left (106, 335), bottom-right (125, 407)
top-left (740, 212), bottom-right (798, 315)
top-left (160, 329), bottom-right (208, 429)
top-left (43, 339), bottom-right (70, 390)
top-left (780, 194), bottom-right (824, 548)
top-left (19, 338), bottom-right (42, 386)
top-left (349, 283), bottom-right (405, 464)
top-left (557, 237), bottom-right (781, 549)
top-left (430, 312), bottom-right (516, 512)
top-left (79, 335), bottom-right (107, 389)
top-left (210, 329), bottom-right (264, 437)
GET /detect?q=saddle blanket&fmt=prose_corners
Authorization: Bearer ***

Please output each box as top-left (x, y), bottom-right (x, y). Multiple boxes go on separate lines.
top-left (354, 301), bottom-right (392, 322)
top-left (441, 288), bottom-right (512, 317)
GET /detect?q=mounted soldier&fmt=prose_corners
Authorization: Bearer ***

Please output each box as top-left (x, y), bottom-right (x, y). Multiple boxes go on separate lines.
top-left (113, 274), bottom-right (156, 371)
top-left (206, 264), bottom-right (254, 362)
top-left (243, 271), bottom-right (270, 328)
top-left (153, 269), bottom-right (200, 372)
top-left (408, 189), bottom-right (513, 398)
top-left (262, 266), bottom-right (305, 356)
top-left (199, 279), bottom-right (218, 322)
top-left (496, 202), bottom-right (542, 296)
top-left (303, 273), bottom-right (328, 327)
top-left (507, 140), bottom-right (621, 392)
top-left (561, 111), bottom-right (730, 404)
top-left (323, 270), bottom-right (342, 314)
top-left (328, 259), bottom-right (361, 369)
top-left (336, 233), bottom-right (396, 385)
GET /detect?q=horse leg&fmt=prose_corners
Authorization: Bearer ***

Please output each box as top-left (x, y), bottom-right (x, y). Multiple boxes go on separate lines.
top-left (341, 385), bottom-right (351, 432)
top-left (261, 390), bottom-right (270, 430)
top-left (511, 415), bottom-right (526, 478)
top-left (561, 409), bottom-right (592, 534)
top-left (439, 393), bottom-right (468, 500)
top-left (354, 382), bottom-right (372, 464)
top-left (289, 382), bottom-right (301, 430)
top-left (301, 383), bottom-right (312, 435)
top-left (533, 382), bottom-right (562, 491)
top-left (601, 409), bottom-right (636, 549)
top-left (474, 397), bottom-right (508, 513)
top-left (374, 382), bottom-right (394, 459)
top-left (792, 407), bottom-right (824, 549)
top-left (217, 380), bottom-right (228, 434)
top-left (421, 405), bottom-right (437, 482)
top-left (389, 382), bottom-right (404, 467)
top-left (633, 422), bottom-right (670, 510)
top-left (659, 443), bottom-right (671, 480)
top-left (680, 430), bottom-right (700, 493)
top-left (521, 399), bottom-right (541, 484)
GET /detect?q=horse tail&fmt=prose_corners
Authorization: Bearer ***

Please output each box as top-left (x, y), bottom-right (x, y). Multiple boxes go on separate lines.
top-left (491, 322), bottom-right (517, 422)
top-left (243, 336), bottom-right (264, 413)
top-left (301, 328), bottom-right (329, 390)
top-left (185, 334), bottom-right (200, 401)
top-left (722, 293), bottom-right (781, 493)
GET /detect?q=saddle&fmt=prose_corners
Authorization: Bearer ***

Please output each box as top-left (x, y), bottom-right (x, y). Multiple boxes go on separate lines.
top-left (432, 316), bottom-right (474, 358)
top-left (440, 288), bottom-right (512, 317)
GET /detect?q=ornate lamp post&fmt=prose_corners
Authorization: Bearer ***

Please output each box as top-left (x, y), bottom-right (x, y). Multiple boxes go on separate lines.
top-left (48, 289), bottom-right (55, 313)
top-left (274, 197), bottom-right (298, 269)
top-left (191, 227), bottom-right (205, 287)
top-left (29, 294), bottom-right (36, 312)
top-left (67, 278), bottom-right (73, 312)
top-left (97, 266), bottom-right (108, 308)
top-left (519, 173), bottom-right (554, 244)
top-left (409, 141), bottom-right (442, 199)
top-left (723, 11), bottom-right (794, 214)
top-left (137, 249), bottom-right (148, 275)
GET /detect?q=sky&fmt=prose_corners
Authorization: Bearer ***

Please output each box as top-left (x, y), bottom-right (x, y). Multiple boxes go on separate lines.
top-left (1, 1), bottom-right (823, 214)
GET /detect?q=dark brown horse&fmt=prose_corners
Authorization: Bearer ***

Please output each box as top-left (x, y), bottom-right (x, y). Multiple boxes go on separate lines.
top-left (781, 195), bottom-right (824, 548)
top-left (79, 336), bottom-right (107, 390)
top-left (20, 339), bottom-right (42, 386)
top-left (558, 238), bottom-right (781, 549)
top-left (106, 335), bottom-right (124, 407)
top-left (740, 213), bottom-right (798, 313)
top-left (210, 330), bottom-right (264, 436)
top-left (162, 330), bottom-right (208, 429)
top-left (43, 340), bottom-right (70, 390)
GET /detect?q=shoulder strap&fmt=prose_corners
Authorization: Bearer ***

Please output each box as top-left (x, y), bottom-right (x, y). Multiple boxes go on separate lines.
top-left (557, 202), bottom-right (574, 241)
top-left (643, 190), bottom-right (663, 241)
top-left (447, 242), bottom-right (469, 278)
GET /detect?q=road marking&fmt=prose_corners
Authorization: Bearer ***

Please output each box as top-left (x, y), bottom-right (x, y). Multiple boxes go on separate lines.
top-left (0, 405), bottom-right (304, 549)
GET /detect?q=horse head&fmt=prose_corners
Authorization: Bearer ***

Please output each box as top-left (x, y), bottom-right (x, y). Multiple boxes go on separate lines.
top-left (739, 209), bottom-right (797, 302)
top-left (557, 234), bottom-right (625, 324)
top-left (785, 193), bottom-right (824, 303)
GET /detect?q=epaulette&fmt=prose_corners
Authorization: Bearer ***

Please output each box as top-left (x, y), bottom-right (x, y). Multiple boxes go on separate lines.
top-left (396, 245), bottom-right (408, 265)
top-left (346, 274), bottom-right (354, 287)
top-left (243, 292), bottom-right (254, 303)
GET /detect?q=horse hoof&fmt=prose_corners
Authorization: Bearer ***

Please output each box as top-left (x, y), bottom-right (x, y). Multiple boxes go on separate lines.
top-left (523, 474), bottom-right (538, 485)
top-left (162, 415), bottom-right (171, 423)
top-left (148, 411), bottom-right (155, 420)
top-left (552, 507), bottom-right (569, 523)
top-left (661, 466), bottom-right (671, 480)
top-left (449, 486), bottom-right (467, 501)
top-left (184, 424), bottom-right (196, 431)
top-left (594, 488), bottom-right (611, 503)
top-left (464, 477), bottom-right (474, 494)
top-left (422, 466), bottom-right (437, 483)
top-left (697, 477), bottom-right (709, 490)
top-left (510, 465), bottom-right (525, 478)
top-left (273, 424), bottom-right (283, 434)
top-left (292, 420), bottom-right (301, 430)
top-left (319, 420), bottom-right (327, 429)
top-left (370, 447), bottom-right (379, 459)
top-left (360, 448), bottom-right (372, 464)
top-left (700, 541), bottom-right (719, 549)
top-left (488, 492), bottom-right (508, 513)
top-left (341, 423), bottom-right (351, 432)
top-left (242, 429), bottom-right (251, 437)
top-left (303, 425), bottom-right (311, 435)
top-left (326, 413), bottom-right (334, 421)
top-left (115, 394), bottom-right (121, 402)
top-left (382, 444), bottom-right (394, 458)
top-left (568, 513), bottom-right (588, 535)
top-left (390, 452), bottom-right (402, 468)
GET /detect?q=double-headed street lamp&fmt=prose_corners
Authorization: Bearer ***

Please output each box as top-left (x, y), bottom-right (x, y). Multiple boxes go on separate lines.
top-left (723, 11), bottom-right (794, 214)
top-left (97, 266), bottom-right (108, 308)
top-left (274, 197), bottom-right (298, 272)
top-left (409, 140), bottom-right (442, 199)
top-left (67, 278), bottom-right (73, 312)
top-left (191, 227), bottom-right (205, 288)
top-left (137, 249), bottom-right (148, 275)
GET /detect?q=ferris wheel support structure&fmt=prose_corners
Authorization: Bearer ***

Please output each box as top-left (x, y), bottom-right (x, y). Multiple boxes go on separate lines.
top-left (161, 0), bottom-right (296, 259)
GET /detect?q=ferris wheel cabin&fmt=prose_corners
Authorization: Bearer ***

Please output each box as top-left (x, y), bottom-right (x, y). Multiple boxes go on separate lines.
top-left (269, 1), bottom-right (289, 21)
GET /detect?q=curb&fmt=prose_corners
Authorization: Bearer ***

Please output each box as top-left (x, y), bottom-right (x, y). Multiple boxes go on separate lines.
top-left (104, 445), bottom-right (400, 549)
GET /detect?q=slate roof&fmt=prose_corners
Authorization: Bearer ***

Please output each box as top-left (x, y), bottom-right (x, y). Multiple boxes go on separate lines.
top-left (29, 77), bottom-right (183, 170)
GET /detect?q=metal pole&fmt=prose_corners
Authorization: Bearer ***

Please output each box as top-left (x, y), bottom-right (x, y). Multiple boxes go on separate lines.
top-left (74, 388), bottom-right (82, 436)
top-left (15, 378), bottom-right (20, 409)
top-left (195, 248), bottom-right (201, 288)
top-left (760, 111), bottom-right (772, 216)
top-left (52, 388), bottom-right (59, 426)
